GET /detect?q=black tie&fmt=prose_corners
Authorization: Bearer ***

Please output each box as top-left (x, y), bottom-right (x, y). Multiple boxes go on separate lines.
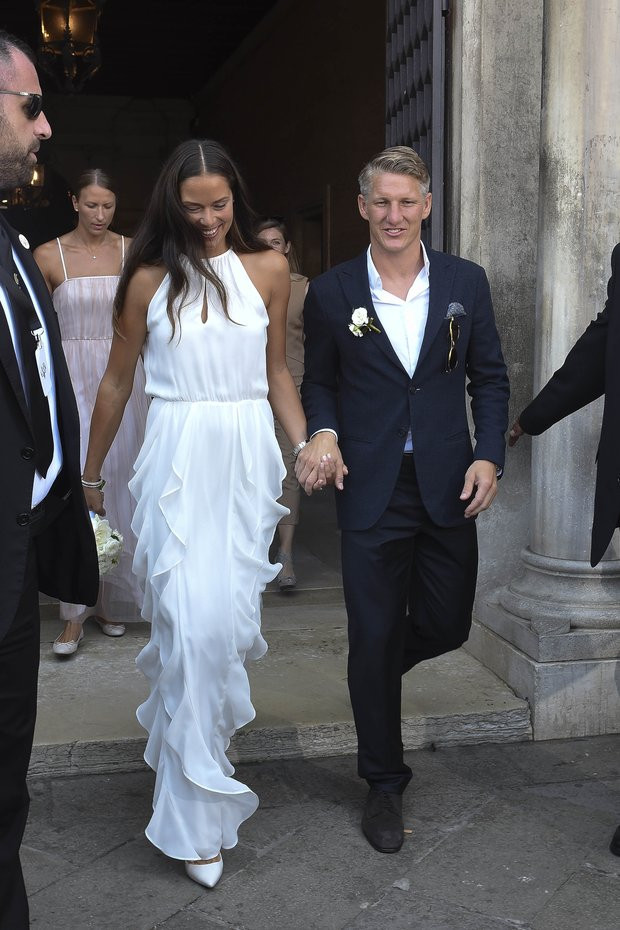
top-left (0, 225), bottom-right (54, 476)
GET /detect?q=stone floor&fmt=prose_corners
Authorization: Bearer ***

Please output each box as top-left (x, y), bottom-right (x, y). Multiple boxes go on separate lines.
top-left (26, 488), bottom-right (619, 928)
top-left (24, 736), bottom-right (620, 929)
top-left (33, 488), bottom-right (531, 777)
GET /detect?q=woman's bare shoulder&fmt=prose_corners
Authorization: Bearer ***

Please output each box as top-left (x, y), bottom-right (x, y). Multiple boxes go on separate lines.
top-left (33, 238), bottom-right (65, 289)
top-left (109, 231), bottom-right (130, 246)
top-left (240, 249), bottom-right (290, 293)
top-left (242, 248), bottom-right (288, 274)
top-left (32, 238), bottom-right (59, 261)
top-left (126, 263), bottom-right (167, 300)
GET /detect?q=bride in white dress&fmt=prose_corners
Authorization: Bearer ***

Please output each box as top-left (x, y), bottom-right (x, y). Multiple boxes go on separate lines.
top-left (82, 140), bottom-right (320, 888)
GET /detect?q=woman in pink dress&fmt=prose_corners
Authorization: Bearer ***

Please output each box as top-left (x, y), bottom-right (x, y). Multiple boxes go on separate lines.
top-left (34, 169), bottom-right (148, 655)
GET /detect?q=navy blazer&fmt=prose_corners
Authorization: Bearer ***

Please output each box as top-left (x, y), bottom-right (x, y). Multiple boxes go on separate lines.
top-left (0, 215), bottom-right (98, 637)
top-left (520, 243), bottom-right (620, 566)
top-left (301, 248), bottom-right (510, 531)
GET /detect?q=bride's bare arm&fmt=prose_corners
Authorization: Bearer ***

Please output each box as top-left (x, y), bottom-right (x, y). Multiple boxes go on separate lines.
top-left (83, 265), bottom-right (163, 513)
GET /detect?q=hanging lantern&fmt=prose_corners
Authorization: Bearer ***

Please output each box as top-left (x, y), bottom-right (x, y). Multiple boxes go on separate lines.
top-left (36, 1), bottom-right (106, 93)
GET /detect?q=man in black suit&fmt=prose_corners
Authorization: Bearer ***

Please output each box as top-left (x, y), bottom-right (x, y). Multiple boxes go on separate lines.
top-left (296, 146), bottom-right (509, 853)
top-left (510, 242), bottom-right (620, 858)
top-left (0, 32), bottom-right (99, 928)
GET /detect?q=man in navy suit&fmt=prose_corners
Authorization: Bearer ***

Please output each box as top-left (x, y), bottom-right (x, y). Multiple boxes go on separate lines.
top-left (296, 147), bottom-right (509, 853)
top-left (0, 33), bottom-right (98, 928)
top-left (510, 243), bottom-right (620, 858)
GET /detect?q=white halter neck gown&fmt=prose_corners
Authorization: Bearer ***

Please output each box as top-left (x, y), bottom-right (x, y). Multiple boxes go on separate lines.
top-left (130, 250), bottom-right (286, 860)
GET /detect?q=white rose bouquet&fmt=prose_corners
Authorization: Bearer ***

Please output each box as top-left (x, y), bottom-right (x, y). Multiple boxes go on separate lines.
top-left (90, 512), bottom-right (123, 576)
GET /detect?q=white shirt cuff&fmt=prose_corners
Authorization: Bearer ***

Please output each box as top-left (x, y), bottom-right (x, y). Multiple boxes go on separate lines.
top-left (310, 428), bottom-right (339, 441)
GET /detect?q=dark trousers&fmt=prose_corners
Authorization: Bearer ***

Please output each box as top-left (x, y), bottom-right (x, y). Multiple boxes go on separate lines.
top-left (0, 540), bottom-right (40, 930)
top-left (341, 455), bottom-right (478, 794)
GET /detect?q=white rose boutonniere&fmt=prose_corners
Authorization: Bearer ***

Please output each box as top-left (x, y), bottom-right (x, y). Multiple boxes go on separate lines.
top-left (91, 512), bottom-right (123, 575)
top-left (349, 307), bottom-right (381, 337)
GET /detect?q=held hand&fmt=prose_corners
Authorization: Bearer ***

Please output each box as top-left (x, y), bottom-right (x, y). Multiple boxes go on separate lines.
top-left (83, 486), bottom-right (105, 517)
top-left (295, 433), bottom-right (348, 495)
top-left (460, 460), bottom-right (498, 518)
top-left (508, 418), bottom-right (525, 447)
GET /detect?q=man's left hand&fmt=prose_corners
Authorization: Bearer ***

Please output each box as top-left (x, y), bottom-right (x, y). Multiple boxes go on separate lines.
top-left (460, 459), bottom-right (498, 518)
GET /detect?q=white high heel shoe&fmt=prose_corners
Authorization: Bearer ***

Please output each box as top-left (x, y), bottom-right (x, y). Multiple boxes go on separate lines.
top-left (185, 854), bottom-right (223, 888)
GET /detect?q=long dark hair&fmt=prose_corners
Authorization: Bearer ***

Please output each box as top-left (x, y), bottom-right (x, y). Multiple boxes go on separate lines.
top-left (114, 139), bottom-right (269, 336)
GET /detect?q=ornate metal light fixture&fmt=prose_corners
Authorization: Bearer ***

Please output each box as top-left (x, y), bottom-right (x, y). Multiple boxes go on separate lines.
top-left (36, 1), bottom-right (106, 93)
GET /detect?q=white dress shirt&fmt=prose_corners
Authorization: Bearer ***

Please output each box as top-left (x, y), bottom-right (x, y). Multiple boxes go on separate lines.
top-left (367, 243), bottom-right (430, 451)
top-left (0, 245), bottom-right (62, 506)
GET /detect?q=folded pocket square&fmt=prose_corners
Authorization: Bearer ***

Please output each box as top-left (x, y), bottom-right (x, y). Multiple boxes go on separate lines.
top-left (446, 302), bottom-right (466, 318)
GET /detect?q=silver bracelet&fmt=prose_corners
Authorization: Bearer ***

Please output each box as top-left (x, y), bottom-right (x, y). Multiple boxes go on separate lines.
top-left (291, 440), bottom-right (307, 458)
top-left (81, 476), bottom-right (106, 491)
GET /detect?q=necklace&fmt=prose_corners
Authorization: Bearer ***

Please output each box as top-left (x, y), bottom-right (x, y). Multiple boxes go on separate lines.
top-left (75, 232), bottom-right (108, 260)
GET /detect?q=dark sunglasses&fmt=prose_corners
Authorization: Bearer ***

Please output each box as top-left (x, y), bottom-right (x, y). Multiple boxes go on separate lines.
top-left (445, 317), bottom-right (459, 372)
top-left (0, 90), bottom-right (43, 119)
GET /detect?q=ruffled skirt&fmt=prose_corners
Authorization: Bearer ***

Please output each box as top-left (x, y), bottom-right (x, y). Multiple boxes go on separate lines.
top-left (130, 396), bottom-right (286, 860)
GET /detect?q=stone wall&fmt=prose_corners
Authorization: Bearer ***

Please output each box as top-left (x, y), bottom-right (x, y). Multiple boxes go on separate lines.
top-left (449, 0), bottom-right (544, 596)
top-left (460, 0), bottom-right (620, 739)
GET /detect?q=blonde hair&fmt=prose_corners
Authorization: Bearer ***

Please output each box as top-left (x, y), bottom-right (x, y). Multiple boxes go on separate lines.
top-left (358, 146), bottom-right (430, 199)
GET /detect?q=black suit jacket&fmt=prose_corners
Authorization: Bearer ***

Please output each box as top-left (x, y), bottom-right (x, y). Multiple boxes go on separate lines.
top-left (301, 248), bottom-right (510, 531)
top-left (519, 243), bottom-right (620, 566)
top-left (0, 216), bottom-right (98, 639)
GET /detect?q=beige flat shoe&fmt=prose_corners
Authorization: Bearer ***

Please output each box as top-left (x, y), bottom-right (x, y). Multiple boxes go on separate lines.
top-left (52, 628), bottom-right (84, 656)
top-left (92, 616), bottom-right (126, 637)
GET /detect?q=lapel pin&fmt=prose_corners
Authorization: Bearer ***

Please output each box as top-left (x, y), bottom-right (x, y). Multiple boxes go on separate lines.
top-left (18, 234), bottom-right (30, 249)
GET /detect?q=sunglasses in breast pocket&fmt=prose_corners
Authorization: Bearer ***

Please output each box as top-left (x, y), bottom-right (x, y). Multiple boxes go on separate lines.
top-left (445, 317), bottom-right (459, 373)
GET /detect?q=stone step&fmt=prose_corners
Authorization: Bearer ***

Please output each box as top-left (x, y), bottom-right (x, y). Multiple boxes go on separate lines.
top-left (40, 545), bottom-right (345, 618)
top-left (32, 601), bottom-right (532, 778)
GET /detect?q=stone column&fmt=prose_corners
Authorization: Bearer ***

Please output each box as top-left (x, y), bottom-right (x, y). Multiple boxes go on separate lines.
top-left (469, 0), bottom-right (620, 739)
